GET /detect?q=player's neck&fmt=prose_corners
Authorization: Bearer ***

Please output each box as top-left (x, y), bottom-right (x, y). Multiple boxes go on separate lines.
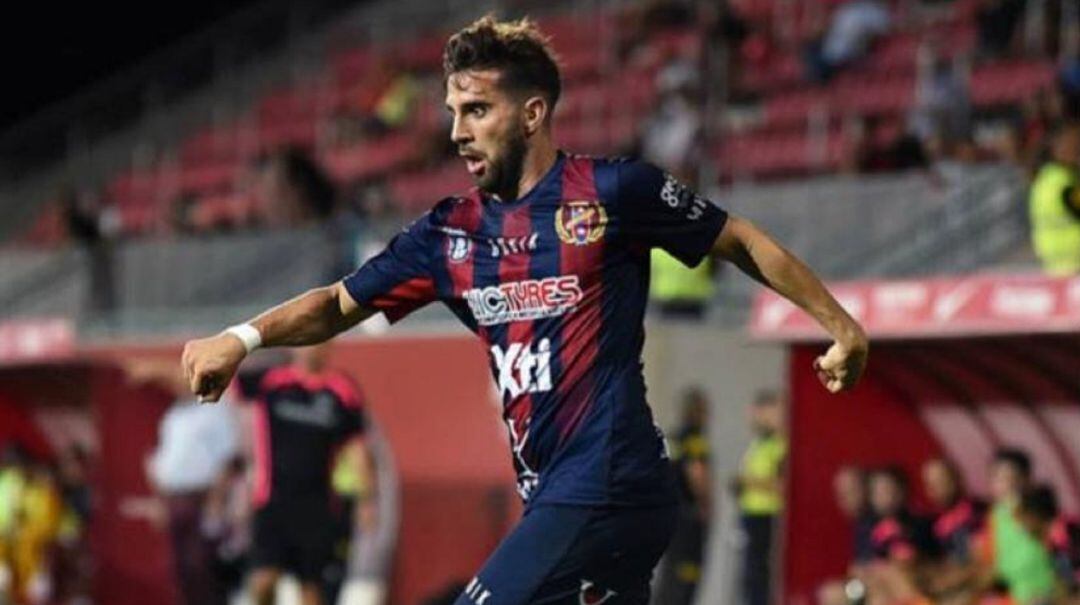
top-left (494, 136), bottom-right (558, 203)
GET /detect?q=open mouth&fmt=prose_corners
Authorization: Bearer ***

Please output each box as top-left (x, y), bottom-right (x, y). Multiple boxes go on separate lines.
top-left (460, 151), bottom-right (487, 177)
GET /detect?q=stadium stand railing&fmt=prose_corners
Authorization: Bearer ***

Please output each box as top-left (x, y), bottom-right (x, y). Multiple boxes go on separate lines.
top-left (0, 163), bottom-right (1029, 337)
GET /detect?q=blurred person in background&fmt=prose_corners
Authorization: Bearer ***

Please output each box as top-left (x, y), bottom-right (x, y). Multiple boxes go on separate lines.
top-left (818, 465), bottom-right (878, 605)
top-left (854, 466), bottom-right (935, 605)
top-left (983, 448), bottom-right (1058, 604)
top-left (804, 0), bottom-right (892, 83)
top-left (59, 187), bottom-right (120, 315)
top-left (919, 458), bottom-right (986, 603)
top-left (654, 387), bottom-right (712, 605)
top-left (245, 343), bottom-right (376, 605)
top-left (129, 358), bottom-right (242, 605)
top-left (201, 454), bottom-right (252, 603)
top-left (734, 390), bottom-right (787, 605)
top-left (909, 44), bottom-right (972, 160)
top-left (1016, 485), bottom-right (1080, 602)
top-left (8, 462), bottom-right (63, 605)
top-left (975, 0), bottom-right (1026, 60)
top-left (922, 458), bottom-right (984, 564)
top-left (640, 57), bottom-right (716, 322)
top-left (1029, 121), bottom-right (1080, 275)
top-left (253, 147), bottom-right (338, 229)
top-left (333, 419), bottom-right (398, 605)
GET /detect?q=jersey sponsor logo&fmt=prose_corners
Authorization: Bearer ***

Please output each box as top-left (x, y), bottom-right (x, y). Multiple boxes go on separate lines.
top-left (491, 337), bottom-right (552, 500)
top-left (490, 338), bottom-right (553, 399)
top-left (579, 580), bottom-right (617, 604)
top-left (556, 200), bottom-right (607, 246)
top-left (273, 393), bottom-right (338, 428)
top-left (660, 173), bottom-right (709, 221)
top-left (488, 233), bottom-right (538, 257)
top-left (447, 234), bottom-right (473, 263)
top-left (464, 276), bottom-right (582, 326)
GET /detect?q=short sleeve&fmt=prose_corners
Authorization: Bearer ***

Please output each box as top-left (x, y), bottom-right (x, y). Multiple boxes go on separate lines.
top-left (616, 160), bottom-right (728, 267)
top-left (342, 213), bottom-right (438, 323)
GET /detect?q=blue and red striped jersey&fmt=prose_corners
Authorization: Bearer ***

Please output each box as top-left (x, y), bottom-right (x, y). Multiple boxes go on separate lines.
top-left (343, 153), bottom-right (728, 507)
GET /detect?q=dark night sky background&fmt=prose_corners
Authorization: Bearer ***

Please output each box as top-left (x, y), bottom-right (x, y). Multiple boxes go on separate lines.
top-left (1, 2), bottom-right (257, 133)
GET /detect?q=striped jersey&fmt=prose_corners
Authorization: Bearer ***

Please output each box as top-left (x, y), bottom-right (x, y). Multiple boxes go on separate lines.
top-left (343, 153), bottom-right (728, 508)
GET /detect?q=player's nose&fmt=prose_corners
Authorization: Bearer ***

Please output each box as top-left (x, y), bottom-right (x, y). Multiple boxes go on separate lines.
top-left (450, 117), bottom-right (472, 145)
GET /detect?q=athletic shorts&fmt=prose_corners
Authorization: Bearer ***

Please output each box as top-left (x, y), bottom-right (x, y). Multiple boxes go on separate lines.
top-left (251, 497), bottom-right (337, 582)
top-left (453, 504), bottom-right (678, 605)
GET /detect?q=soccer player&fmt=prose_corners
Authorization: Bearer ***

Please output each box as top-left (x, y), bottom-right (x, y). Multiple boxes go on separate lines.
top-left (245, 343), bottom-right (373, 605)
top-left (182, 16), bottom-right (868, 604)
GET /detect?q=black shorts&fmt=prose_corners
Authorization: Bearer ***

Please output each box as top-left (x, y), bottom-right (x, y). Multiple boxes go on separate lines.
top-left (251, 497), bottom-right (337, 582)
top-left (453, 504), bottom-right (678, 605)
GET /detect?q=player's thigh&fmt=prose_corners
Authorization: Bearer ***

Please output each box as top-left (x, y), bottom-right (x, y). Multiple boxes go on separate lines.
top-left (250, 503), bottom-right (290, 570)
top-left (530, 504), bottom-right (678, 605)
top-left (453, 506), bottom-right (595, 605)
top-left (454, 505), bottom-right (677, 605)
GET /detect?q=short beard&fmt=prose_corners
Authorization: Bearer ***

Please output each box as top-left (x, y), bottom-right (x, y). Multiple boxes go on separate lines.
top-left (478, 129), bottom-right (527, 200)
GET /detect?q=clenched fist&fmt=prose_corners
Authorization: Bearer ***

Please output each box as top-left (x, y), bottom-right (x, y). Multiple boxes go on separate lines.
top-left (181, 333), bottom-right (247, 403)
top-left (813, 338), bottom-right (868, 394)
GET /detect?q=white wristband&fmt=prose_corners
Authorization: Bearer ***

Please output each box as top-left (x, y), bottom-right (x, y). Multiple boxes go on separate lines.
top-left (225, 324), bottom-right (262, 354)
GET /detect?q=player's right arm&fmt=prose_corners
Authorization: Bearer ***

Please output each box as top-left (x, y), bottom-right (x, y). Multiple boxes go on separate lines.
top-left (182, 283), bottom-right (374, 403)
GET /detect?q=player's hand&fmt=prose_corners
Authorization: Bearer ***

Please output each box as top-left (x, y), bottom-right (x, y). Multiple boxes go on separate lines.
top-left (814, 337), bottom-right (868, 393)
top-left (181, 333), bottom-right (247, 403)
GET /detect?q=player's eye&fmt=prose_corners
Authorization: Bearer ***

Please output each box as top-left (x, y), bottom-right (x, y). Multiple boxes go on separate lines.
top-left (469, 105), bottom-right (487, 118)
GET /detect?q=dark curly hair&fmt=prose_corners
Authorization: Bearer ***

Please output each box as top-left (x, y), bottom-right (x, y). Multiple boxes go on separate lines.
top-left (443, 15), bottom-right (562, 113)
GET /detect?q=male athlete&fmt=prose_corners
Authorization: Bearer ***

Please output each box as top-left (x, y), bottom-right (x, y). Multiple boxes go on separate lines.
top-left (182, 16), bottom-right (868, 604)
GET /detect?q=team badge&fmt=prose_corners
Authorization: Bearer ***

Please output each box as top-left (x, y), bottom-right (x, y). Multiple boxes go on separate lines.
top-left (579, 579), bottom-right (617, 605)
top-left (555, 200), bottom-right (607, 246)
top-left (447, 234), bottom-right (472, 263)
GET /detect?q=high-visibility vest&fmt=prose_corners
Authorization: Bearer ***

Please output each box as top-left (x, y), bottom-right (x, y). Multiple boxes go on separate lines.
top-left (738, 433), bottom-right (786, 515)
top-left (649, 249), bottom-right (714, 303)
top-left (1029, 162), bottom-right (1080, 276)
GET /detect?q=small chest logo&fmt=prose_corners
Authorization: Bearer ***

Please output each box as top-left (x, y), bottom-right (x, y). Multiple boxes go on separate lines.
top-left (556, 200), bottom-right (607, 246)
top-left (447, 234), bottom-right (472, 263)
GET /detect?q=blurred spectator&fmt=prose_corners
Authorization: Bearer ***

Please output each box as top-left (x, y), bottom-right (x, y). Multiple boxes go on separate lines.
top-left (1061, 41), bottom-right (1080, 119)
top-left (734, 390), bottom-right (786, 605)
top-left (1028, 121), bottom-right (1080, 275)
top-left (201, 454), bottom-right (251, 603)
top-left (655, 387), bottom-right (712, 605)
top-left (976, 0), bottom-right (1026, 59)
top-left (843, 115), bottom-right (929, 174)
top-left (835, 465), bottom-right (878, 564)
top-left (817, 465), bottom-right (876, 605)
top-left (128, 358), bottom-right (242, 605)
top-left (641, 57), bottom-right (703, 179)
top-left (1016, 485), bottom-right (1080, 598)
top-left (910, 45), bottom-right (972, 153)
top-left (253, 147), bottom-right (338, 228)
top-left (922, 457), bottom-right (984, 564)
top-left (246, 344), bottom-right (374, 605)
top-left (60, 187), bottom-right (120, 314)
top-left (804, 0), bottom-right (892, 83)
top-left (335, 419), bottom-right (399, 605)
top-left (866, 466), bottom-right (932, 563)
top-left (985, 448), bottom-right (1058, 604)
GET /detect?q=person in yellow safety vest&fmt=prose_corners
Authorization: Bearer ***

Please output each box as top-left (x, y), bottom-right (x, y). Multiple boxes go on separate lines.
top-left (733, 390), bottom-right (787, 605)
top-left (1029, 121), bottom-right (1080, 276)
top-left (649, 248), bottom-right (718, 319)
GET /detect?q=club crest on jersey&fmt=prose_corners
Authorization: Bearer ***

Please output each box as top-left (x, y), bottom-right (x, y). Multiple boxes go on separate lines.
top-left (447, 234), bottom-right (473, 263)
top-left (579, 580), bottom-right (617, 605)
top-left (556, 200), bottom-right (607, 246)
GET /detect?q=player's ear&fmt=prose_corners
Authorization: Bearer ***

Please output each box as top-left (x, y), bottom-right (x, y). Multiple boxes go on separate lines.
top-left (522, 95), bottom-right (548, 136)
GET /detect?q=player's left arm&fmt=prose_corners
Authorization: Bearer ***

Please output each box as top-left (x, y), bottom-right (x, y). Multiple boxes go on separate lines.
top-left (711, 216), bottom-right (868, 392)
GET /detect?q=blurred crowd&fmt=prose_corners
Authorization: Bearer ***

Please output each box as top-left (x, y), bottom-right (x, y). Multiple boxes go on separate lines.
top-left (822, 450), bottom-right (1080, 605)
top-left (0, 445), bottom-right (93, 605)
top-left (121, 345), bottom-right (396, 605)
